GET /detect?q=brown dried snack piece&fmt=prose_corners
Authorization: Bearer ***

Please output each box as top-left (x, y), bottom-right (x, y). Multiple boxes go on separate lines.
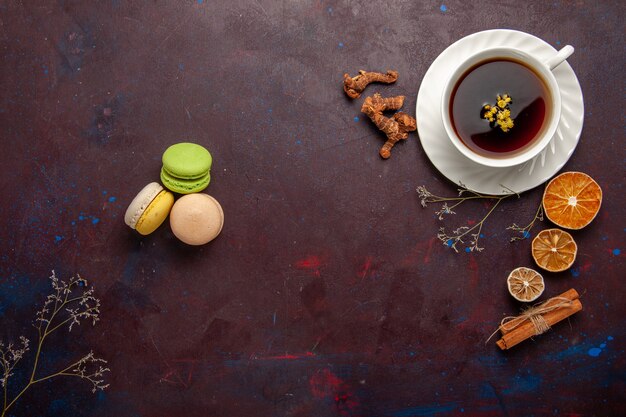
top-left (394, 111), bottom-right (417, 132)
top-left (379, 112), bottom-right (417, 159)
top-left (361, 92), bottom-right (404, 116)
top-left (361, 94), bottom-right (417, 159)
top-left (343, 70), bottom-right (398, 99)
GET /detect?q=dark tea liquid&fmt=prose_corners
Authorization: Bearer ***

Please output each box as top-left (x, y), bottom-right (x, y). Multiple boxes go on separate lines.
top-left (449, 58), bottom-right (551, 158)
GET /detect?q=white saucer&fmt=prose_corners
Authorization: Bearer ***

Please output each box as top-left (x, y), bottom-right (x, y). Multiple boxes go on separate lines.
top-left (416, 29), bottom-right (584, 195)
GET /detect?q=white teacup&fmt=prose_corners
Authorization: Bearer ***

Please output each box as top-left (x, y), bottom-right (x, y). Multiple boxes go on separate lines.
top-left (441, 45), bottom-right (574, 168)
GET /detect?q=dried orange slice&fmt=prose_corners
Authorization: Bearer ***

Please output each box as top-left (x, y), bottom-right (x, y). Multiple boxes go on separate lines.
top-left (507, 267), bottom-right (545, 302)
top-left (531, 229), bottom-right (577, 272)
top-left (543, 171), bottom-right (602, 230)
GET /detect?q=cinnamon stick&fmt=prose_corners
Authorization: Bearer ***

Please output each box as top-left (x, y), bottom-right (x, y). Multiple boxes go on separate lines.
top-left (500, 288), bottom-right (580, 335)
top-left (496, 288), bottom-right (582, 350)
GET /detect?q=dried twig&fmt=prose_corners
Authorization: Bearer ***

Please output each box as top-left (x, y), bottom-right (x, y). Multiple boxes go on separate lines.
top-left (417, 183), bottom-right (523, 252)
top-left (0, 271), bottom-right (109, 417)
top-left (507, 201), bottom-right (544, 241)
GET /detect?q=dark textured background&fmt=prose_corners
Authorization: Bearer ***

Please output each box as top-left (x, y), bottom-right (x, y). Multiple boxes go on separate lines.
top-left (0, 1), bottom-right (624, 416)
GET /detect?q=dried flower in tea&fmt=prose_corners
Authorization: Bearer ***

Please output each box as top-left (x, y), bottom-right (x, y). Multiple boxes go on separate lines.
top-left (482, 93), bottom-right (515, 132)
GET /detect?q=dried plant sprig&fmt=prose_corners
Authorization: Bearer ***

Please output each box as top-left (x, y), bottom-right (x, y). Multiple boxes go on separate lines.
top-left (1, 271), bottom-right (109, 417)
top-left (508, 201), bottom-right (544, 242)
top-left (417, 183), bottom-right (508, 218)
top-left (33, 351), bottom-right (110, 394)
top-left (418, 183), bottom-right (518, 252)
top-left (35, 273), bottom-right (100, 335)
top-left (0, 337), bottom-right (30, 391)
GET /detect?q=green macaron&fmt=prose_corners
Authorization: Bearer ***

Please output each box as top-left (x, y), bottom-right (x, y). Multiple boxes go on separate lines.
top-left (160, 168), bottom-right (211, 194)
top-left (161, 142), bottom-right (212, 194)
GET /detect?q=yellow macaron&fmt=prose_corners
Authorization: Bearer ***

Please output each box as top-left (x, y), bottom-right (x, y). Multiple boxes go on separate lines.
top-left (124, 182), bottom-right (174, 235)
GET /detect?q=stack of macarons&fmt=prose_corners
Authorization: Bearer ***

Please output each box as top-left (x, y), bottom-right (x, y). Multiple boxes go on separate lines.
top-left (124, 142), bottom-right (224, 245)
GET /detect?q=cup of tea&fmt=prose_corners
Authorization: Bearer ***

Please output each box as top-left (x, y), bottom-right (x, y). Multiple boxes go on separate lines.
top-left (441, 45), bottom-right (574, 168)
